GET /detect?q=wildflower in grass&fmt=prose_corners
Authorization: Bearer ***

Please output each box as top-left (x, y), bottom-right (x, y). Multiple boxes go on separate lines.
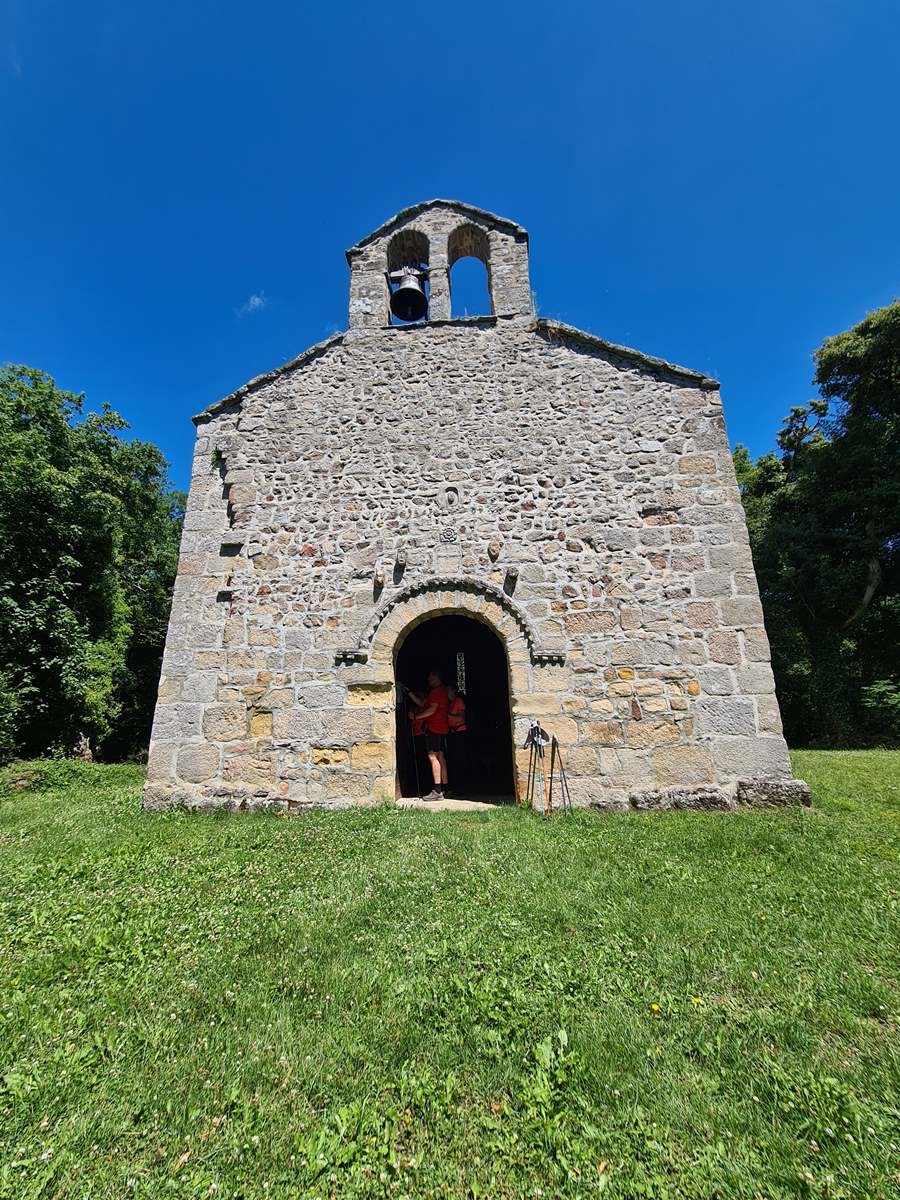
top-left (650, 1003), bottom-right (661, 1014)
top-left (691, 996), bottom-right (702, 1004)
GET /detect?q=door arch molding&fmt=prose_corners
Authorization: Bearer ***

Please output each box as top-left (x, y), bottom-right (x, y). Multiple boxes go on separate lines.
top-left (335, 576), bottom-right (565, 666)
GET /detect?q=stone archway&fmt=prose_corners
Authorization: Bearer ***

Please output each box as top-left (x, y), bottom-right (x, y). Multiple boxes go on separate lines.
top-left (335, 580), bottom-right (567, 803)
top-left (394, 612), bottom-right (516, 799)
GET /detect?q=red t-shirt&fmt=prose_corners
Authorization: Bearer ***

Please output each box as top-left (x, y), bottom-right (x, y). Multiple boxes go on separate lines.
top-left (424, 685), bottom-right (450, 734)
top-left (448, 696), bottom-right (467, 733)
top-left (412, 713), bottom-right (426, 736)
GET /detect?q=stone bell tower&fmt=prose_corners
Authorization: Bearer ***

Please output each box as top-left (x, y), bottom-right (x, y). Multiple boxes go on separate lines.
top-left (144, 199), bottom-right (809, 813)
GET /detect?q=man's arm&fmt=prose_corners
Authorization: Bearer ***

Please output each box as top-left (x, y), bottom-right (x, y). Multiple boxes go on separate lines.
top-left (417, 703), bottom-right (437, 720)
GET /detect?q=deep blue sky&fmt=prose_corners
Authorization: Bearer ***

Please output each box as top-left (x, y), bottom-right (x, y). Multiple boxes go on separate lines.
top-left (2, 1), bottom-right (898, 491)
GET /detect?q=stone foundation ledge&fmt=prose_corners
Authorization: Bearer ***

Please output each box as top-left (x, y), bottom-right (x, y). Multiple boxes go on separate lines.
top-left (593, 778), bottom-right (813, 813)
top-left (624, 787), bottom-right (736, 811)
top-left (142, 781), bottom-right (358, 815)
top-left (143, 777), bottom-right (812, 815)
top-left (736, 778), bottom-right (812, 807)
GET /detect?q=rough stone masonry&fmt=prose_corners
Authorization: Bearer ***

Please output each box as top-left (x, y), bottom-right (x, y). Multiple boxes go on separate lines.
top-left (143, 199), bottom-right (810, 812)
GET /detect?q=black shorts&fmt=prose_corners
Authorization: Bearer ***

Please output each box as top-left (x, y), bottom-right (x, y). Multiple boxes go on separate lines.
top-left (425, 732), bottom-right (448, 753)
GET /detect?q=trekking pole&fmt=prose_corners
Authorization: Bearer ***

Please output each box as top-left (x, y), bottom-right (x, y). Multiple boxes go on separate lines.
top-left (557, 739), bottom-right (572, 814)
top-left (401, 687), bottom-right (423, 799)
top-left (547, 734), bottom-right (554, 820)
top-left (550, 735), bottom-right (573, 814)
top-left (548, 735), bottom-right (557, 813)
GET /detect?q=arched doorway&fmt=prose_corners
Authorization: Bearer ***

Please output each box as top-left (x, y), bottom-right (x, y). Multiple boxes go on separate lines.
top-left (394, 614), bottom-right (515, 800)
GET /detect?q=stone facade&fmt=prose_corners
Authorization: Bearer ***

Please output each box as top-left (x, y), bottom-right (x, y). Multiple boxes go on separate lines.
top-left (144, 199), bottom-right (809, 812)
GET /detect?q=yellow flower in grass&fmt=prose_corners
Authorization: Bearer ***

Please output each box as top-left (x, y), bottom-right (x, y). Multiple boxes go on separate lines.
top-left (650, 1003), bottom-right (661, 1014)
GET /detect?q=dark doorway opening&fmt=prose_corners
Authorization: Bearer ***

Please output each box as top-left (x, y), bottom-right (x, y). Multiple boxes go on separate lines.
top-left (395, 614), bottom-right (515, 800)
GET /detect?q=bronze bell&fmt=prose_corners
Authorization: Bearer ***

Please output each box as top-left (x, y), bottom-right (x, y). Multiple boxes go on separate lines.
top-left (388, 265), bottom-right (428, 322)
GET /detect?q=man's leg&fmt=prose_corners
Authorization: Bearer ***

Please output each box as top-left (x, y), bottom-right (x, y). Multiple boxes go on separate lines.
top-left (427, 751), bottom-right (441, 787)
top-left (437, 750), bottom-right (448, 787)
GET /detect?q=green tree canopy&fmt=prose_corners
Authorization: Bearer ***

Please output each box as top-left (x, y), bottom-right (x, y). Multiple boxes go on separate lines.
top-left (735, 301), bottom-right (900, 746)
top-left (0, 365), bottom-right (183, 762)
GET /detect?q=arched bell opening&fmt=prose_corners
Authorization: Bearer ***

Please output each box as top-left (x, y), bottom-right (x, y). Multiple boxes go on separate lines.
top-left (394, 613), bottom-right (515, 801)
top-left (448, 222), bottom-right (493, 318)
top-left (387, 228), bottom-right (430, 325)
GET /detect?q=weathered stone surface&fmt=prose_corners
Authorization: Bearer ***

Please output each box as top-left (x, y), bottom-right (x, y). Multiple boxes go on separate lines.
top-left (683, 601), bottom-right (719, 629)
top-left (514, 693), bottom-right (562, 716)
top-left (295, 681), bottom-right (345, 710)
top-left (142, 782), bottom-right (178, 810)
top-left (696, 698), bottom-right (757, 737)
top-left (202, 704), bottom-right (247, 741)
top-left (143, 198), bottom-right (803, 812)
top-left (311, 747), bottom-right (349, 765)
top-left (346, 682), bottom-right (393, 706)
top-left (737, 778), bottom-right (812, 807)
top-left (755, 695), bottom-right (784, 734)
top-left (222, 752), bottom-right (275, 786)
top-left (563, 778), bottom-right (629, 810)
top-left (652, 745), bottom-right (715, 787)
top-left (351, 741), bottom-right (393, 771)
top-left (180, 672), bottom-right (219, 703)
top-left (563, 610), bottom-right (617, 635)
top-left (708, 630), bottom-right (741, 665)
top-left (630, 787), bottom-right (734, 810)
top-left (156, 675), bottom-right (180, 702)
top-left (734, 664), bottom-right (776, 694)
top-left (625, 719), bottom-right (680, 748)
top-left (582, 720), bottom-right (625, 746)
top-left (147, 741), bottom-right (176, 782)
top-left (323, 771), bottom-right (372, 800)
top-left (677, 455), bottom-right (717, 475)
top-left (721, 597), bottom-right (765, 629)
top-left (532, 664), bottom-right (571, 692)
top-left (249, 711), bottom-right (273, 738)
top-left (742, 627), bottom-right (771, 661)
top-left (566, 745), bottom-right (598, 775)
top-left (538, 716), bottom-right (579, 745)
top-left (710, 735), bottom-right (792, 779)
top-left (176, 743), bottom-right (220, 783)
top-left (274, 708), bottom-right (372, 745)
top-left (151, 702), bottom-right (203, 741)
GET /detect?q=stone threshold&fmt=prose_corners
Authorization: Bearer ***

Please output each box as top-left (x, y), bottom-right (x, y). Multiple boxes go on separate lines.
top-left (397, 797), bottom-right (501, 813)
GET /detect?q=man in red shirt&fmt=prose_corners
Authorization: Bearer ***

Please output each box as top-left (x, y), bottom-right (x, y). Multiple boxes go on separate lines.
top-left (407, 669), bottom-right (450, 798)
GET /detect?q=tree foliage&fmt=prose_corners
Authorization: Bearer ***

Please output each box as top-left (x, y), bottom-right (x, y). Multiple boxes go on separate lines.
top-left (0, 365), bottom-right (183, 762)
top-left (735, 301), bottom-right (900, 746)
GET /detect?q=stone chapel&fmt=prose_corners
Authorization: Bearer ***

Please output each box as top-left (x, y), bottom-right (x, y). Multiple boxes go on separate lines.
top-left (143, 199), bottom-right (809, 812)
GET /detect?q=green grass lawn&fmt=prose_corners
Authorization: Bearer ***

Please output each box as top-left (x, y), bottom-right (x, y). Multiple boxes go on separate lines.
top-left (1, 752), bottom-right (898, 1199)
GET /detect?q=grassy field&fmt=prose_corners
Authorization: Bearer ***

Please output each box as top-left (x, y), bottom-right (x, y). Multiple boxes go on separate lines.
top-left (0, 753), bottom-right (898, 1199)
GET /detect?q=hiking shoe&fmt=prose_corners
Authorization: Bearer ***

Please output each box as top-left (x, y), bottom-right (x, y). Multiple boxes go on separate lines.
top-left (420, 790), bottom-right (442, 800)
